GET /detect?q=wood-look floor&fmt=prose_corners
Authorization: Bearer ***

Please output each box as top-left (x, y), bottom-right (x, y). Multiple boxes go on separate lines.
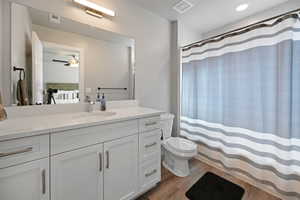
top-left (138, 159), bottom-right (281, 200)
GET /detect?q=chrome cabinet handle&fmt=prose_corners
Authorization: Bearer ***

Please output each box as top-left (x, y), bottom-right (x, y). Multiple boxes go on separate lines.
top-left (145, 169), bottom-right (157, 177)
top-left (106, 151), bottom-right (109, 169)
top-left (0, 147), bottom-right (33, 158)
top-left (99, 153), bottom-right (102, 172)
top-left (145, 142), bottom-right (157, 148)
top-left (42, 169), bottom-right (46, 194)
top-left (145, 122), bottom-right (157, 126)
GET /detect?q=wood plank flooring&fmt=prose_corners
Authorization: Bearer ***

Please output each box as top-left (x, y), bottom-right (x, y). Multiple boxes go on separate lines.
top-left (138, 159), bottom-right (281, 200)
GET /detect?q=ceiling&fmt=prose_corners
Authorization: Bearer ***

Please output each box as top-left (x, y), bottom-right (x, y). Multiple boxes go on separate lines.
top-left (132, 0), bottom-right (289, 34)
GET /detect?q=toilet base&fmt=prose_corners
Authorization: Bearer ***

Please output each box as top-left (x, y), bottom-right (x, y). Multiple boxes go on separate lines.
top-left (162, 149), bottom-right (191, 177)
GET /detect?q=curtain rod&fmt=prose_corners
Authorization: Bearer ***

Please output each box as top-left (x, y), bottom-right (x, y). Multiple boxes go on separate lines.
top-left (182, 7), bottom-right (300, 50)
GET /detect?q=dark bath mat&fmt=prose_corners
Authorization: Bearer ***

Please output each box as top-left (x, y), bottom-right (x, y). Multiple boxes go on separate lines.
top-left (186, 172), bottom-right (245, 200)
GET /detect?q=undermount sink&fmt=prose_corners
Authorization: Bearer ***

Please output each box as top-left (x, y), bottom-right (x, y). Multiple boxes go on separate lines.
top-left (71, 111), bottom-right (117, 119)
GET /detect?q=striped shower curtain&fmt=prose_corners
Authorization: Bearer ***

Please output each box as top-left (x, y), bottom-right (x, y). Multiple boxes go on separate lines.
top-left (181, 17), bottom-right (300, 200)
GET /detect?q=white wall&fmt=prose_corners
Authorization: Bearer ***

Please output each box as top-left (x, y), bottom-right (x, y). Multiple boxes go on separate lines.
top-left (33, 24), bottom-right (130, 100)
top-left (11, 3), bottom-right (32, 104)
top-left (1, 1), bottom-right (12, 105)
top-left (3, 0), bottom-right (171, 111)
top-left (178, 22), bottom-right (202, 47)
top-left (170, 21), bottom-right (180, 136)
top-left (203, 0), bottom-right (300, 38)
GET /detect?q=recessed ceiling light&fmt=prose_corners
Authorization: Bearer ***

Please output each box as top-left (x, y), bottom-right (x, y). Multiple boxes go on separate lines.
top-left (236, 3), bottom-right (249, 12)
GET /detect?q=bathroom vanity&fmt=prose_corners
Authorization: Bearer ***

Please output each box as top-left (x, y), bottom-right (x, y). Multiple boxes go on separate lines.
top-left (0, 103), bottom-right (163, 200)
top-left (0, 1), bottom-right (162, 199)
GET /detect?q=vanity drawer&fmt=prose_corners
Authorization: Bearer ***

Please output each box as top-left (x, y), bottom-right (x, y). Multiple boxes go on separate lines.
top-left (51, 120), bottom-right (138, 155)
top-left (139, 129), bottom-right (161, 162)
top-left (0, 135), bottom-right (49, 169)
top-left (139, 156), bottom-right (161, 193)
top-left (139, 116), bottom-right (161, 132)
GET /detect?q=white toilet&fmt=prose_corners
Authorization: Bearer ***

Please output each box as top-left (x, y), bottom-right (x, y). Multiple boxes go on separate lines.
top-left (160, 114), bottom-right (197, 177)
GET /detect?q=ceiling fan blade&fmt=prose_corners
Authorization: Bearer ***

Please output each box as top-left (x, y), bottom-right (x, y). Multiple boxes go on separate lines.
top-left (52, 59), bottom-right (69, 63)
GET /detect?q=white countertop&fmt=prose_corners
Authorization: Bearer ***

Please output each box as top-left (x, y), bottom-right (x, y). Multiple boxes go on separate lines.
top-left (0, 106), bottom-right (164, 141)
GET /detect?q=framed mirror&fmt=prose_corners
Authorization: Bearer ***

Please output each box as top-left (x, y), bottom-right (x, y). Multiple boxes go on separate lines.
top-left (2, 1), bottom-right (135, 106)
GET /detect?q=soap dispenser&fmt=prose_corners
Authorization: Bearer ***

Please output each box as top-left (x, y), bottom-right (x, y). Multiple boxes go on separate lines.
top-left (100, 93), bottom-right (106, 111)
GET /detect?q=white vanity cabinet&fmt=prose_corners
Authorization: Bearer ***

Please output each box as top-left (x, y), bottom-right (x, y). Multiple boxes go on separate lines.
top-left (51, 134), bottom-right (139, 200)
top-left (0, 158), bottom-right (49, 200)
top-left (50, 119), bottom-right (146, 200)
top-left (51, 144), bottom-right (104, 200)
top-left (0, 114), bottom-right (162, 200)
top-left (138, 116), bottom-right (162, 194)
top-left (104, 135), bottom-right (138, 200)
top-left (0, 135), bottom-right (50, 200)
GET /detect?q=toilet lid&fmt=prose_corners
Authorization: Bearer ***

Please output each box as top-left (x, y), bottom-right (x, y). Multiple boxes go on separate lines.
top-left (166, 137), bottom-right (197, 153)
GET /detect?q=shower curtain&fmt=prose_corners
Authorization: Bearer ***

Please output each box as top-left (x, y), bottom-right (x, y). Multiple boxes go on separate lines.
top-left (181, 17), bottom-right (300, 199)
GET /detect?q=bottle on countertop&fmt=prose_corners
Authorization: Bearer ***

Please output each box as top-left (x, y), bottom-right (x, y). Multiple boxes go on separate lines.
top-left (100, 93), bottom-right (106, 111)
top-left (96, 88), bottom-right (101, 103)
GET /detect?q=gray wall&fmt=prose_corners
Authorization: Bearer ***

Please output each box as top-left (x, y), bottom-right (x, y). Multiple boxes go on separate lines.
top-left (2, 0), bottom-right (171, 111)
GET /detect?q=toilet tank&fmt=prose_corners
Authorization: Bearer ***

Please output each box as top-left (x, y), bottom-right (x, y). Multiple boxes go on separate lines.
top-left (160, 113), bottom-right (175, 140)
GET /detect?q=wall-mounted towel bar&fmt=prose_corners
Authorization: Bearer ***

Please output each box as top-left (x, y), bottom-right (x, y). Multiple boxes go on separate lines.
top-left (98, 87), bottom-right (127, 90)
top-left (13, 66), bottom-right (25, 71)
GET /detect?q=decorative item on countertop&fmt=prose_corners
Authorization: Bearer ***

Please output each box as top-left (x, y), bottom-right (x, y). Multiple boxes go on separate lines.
top-left (100, 93), bottom-right (106, 111)
top-left (0, 91), bottom-right (7, 121)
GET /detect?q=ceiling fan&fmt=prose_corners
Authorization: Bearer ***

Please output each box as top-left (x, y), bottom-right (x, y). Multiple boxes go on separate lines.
top-left (52, 55), bottom-right (79, 67)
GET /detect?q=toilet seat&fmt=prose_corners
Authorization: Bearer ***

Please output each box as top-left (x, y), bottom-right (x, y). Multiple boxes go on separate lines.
top-left (163, 137), bottom-right (197, 158)
top-left (166, 137), bottom-right (197, 153)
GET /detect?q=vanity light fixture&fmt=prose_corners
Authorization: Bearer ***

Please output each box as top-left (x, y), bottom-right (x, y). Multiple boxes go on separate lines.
top-left (86, 9), bottom-right (103, 18)
top-left (73, 0), bottom-right (115, 17)
top-left (236, 3), bottom-right (249, 12)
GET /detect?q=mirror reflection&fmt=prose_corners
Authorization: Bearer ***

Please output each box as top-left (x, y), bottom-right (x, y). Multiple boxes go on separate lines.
top-left (8, 3), bottom-right (135, 106)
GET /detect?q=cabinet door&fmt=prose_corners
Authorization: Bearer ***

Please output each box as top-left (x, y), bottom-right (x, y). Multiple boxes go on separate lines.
top-left (51, 144), bottom-right (104, 200)
top-left (104, 135), bottom-right (138, 200)
top-left (0, 158), bottom-right (49, 200)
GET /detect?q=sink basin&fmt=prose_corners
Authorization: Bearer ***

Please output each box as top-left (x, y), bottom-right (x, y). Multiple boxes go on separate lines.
top-left (71, 111), bottom-right (116, 119)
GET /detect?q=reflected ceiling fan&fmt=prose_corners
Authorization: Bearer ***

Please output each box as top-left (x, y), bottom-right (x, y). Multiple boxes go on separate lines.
top-left (52, 55), bottom-right (79, 67)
